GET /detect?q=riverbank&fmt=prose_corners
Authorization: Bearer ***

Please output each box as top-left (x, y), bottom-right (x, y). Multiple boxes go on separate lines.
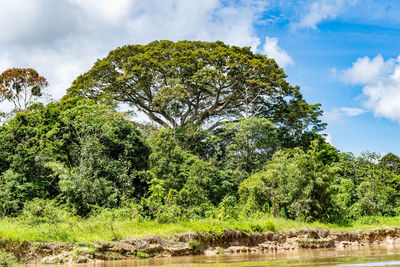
top-left (3, 226), bottom-right (400, 264)
top-left (3, 214), bottom-right (400, 243)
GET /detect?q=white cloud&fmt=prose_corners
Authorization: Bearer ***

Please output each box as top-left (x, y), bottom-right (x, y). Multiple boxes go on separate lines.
top-left (0, 1), bottom-right (39, 43)
top-left (340, 55), bottom-right (395, 84)
top-left (339, 107), bottom-right (365, 116)
top-left (262, 37), bottom-right (293, 68)
top-left (338, 55), bottom-right (400, 123)
top-left (293, 0), bottom-right (357, 29)
top-left (68, 0), bottom-right (133, 23)
top-left (325, 106), bottom-right (365, 122)
top-left (0, 0), bottom-right (266, 112)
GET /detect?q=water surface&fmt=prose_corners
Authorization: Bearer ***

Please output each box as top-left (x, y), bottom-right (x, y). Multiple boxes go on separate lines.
top-left (33, 247), bottom-right (400, 267)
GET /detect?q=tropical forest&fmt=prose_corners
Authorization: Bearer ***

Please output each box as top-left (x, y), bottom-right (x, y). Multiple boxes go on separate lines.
top-left (1, 40), bottom-right (400, 264)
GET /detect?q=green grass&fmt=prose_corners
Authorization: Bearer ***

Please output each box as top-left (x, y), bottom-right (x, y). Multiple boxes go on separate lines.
top-left (1, 215), bottom-right (400, 243)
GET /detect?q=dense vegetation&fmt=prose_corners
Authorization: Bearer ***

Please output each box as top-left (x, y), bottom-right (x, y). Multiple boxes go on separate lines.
top-left (1, 41), bottom-right (400, 241)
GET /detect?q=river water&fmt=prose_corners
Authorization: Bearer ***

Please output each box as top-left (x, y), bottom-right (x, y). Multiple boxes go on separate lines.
top-left (34, 247), bottom-right (400, 267)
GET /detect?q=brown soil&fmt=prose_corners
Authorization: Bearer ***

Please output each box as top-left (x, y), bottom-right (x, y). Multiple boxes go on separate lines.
top-left (3, 227), bottom-right (400, 264)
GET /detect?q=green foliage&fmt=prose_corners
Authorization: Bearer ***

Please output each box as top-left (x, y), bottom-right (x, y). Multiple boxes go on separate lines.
top-left (0, 170), bottom-right (25, 217)
top-left (188, 240), bottom-right (199, 249)
top-left (356, 216), bottom-right (380, 225)
top-left (332, 152), bottom-right (399, 219)
top-left (4, 207), bottom-right (400, 244)
top-left (329, 177), bottom-right (355, 222)
top-left (221, 117), bottom-right (278, 172)
top-left (136, 251), bottom-right (149, 258)
top-left (71, 247), bottom-right (95, 260)
top-left (263, 221), bottom-right (276, 232)
top-left (217, 247), bottom-right (225, 254)
top-left (66, 40), bottom-right (325, 146)
top-left (215, 195), bottom-right (239, 220)
top-left (174, 123), bottom-right (222, 162)
top-left (180, 158), bottom-right (239, 207)
top-left (20, 198), bottom-right (70, 226)
top-left (0, 99), bottom-right (150, 216)
top-left (238, 172), bottom-right (270, 215)
top-left (4, 41), bottom-right (400, 233)
top-left (300, 133), bottom-right (339, 164)
top-left (148, 129), bottom-right (190, 190)
top-left (0, 68), bottom-right (48, 112)
top-left (239, 141), bottom-right (338, 222)
top-left (380, 152), bottom-right (400, 175)
top-left (18, 198), bottom-right (78, 241)
top-left (143, 179), bottom-right (182, 223)
top-left (147, 128), bottom-right (243, 215)
top-left (0, 249), bottom-right (16, 267)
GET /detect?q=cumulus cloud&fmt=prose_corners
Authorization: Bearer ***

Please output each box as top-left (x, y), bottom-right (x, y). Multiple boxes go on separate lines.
top-left (0, 0), bottom-right (266, 111)
top-left (293, 0), bottom-right (357, 29)
top-left (262, 37), bottom-right (293, 68)
top-left (339, 55), bottom-right (400, 123)
top-left (340, 55), bottom-right (395, 84)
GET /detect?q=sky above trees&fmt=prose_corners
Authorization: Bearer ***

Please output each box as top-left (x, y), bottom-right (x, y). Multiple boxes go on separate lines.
top-left (0, 0), bottom-right (400, 155)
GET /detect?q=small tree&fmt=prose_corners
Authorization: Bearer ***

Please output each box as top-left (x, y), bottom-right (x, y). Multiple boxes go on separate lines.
top-left (0, 68), bottom-right (48, 111)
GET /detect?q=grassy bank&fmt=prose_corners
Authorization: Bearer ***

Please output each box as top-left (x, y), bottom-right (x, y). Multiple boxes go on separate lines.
top-left (1, 214), bottom-right (400, 243)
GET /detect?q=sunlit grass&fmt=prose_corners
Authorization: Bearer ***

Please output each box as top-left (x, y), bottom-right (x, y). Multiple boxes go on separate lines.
top-left (1, 215), bottom-right (400, 243)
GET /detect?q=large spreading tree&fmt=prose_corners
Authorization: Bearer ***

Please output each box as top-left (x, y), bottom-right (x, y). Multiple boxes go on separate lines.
top-left (66, 40), bottom-right (325, 145)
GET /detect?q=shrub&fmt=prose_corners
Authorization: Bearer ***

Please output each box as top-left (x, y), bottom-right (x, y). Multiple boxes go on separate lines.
top-left (264, 221), bottom-right (276, 232)
top-left (216, 195), bottom-right (238, 220)
top-left (136, 252), bottom-right (149, 258)
top-left (20, 198), bottom-right (70, 226)
top-left (188, 240), bottom-right (200, 249)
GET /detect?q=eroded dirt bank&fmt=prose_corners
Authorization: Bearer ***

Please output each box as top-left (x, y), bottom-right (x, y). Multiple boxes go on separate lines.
top-left (3, 227), bottom-right (400, 264)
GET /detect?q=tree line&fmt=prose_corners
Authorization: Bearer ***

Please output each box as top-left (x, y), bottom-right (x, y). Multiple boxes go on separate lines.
top-left (0, 40), bottom-right (399, 223)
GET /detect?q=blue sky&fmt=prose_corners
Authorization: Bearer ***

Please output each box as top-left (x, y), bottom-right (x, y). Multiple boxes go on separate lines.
top-left (0, 0), bottom-right (399, 155)
top-left (255, 0), bottom-right (400, 155)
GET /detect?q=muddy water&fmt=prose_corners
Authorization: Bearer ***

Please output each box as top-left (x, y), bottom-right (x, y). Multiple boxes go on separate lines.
top-left (32, 247), bottom-right (400, 267)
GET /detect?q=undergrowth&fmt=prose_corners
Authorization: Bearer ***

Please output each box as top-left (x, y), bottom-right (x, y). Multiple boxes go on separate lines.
top-left (1, 213), bottom-right (400, 243)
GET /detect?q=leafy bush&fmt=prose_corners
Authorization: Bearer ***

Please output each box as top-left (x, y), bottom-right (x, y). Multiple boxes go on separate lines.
top-left (188, 240), bottom-right (200, 249)
top-left (215, 195), bottom-right (239, 220)
top-left (19, 198), bottom-right (77, 241)
top-left (20, 198), bottom-right (68, 225)
top-left (136, 252), bottom-right (149, 258)
top-left (264, 221), bottom-right (276, 232)
top-left (238, 172), bottom-right (270, 216)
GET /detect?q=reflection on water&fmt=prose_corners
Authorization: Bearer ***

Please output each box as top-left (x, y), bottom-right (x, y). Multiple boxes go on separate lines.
top-left (29, 247), bottom-right (400, 267)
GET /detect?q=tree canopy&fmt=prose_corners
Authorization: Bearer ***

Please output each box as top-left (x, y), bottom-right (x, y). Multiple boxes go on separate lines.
top-left (7, 41), bottom-right (400, 225)
top-left (66, 40), bottom-right (325, 142)
top-left (0, 68), bottom-right (48, 112)
top-left (0, 98), bottom-right (150, 216)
